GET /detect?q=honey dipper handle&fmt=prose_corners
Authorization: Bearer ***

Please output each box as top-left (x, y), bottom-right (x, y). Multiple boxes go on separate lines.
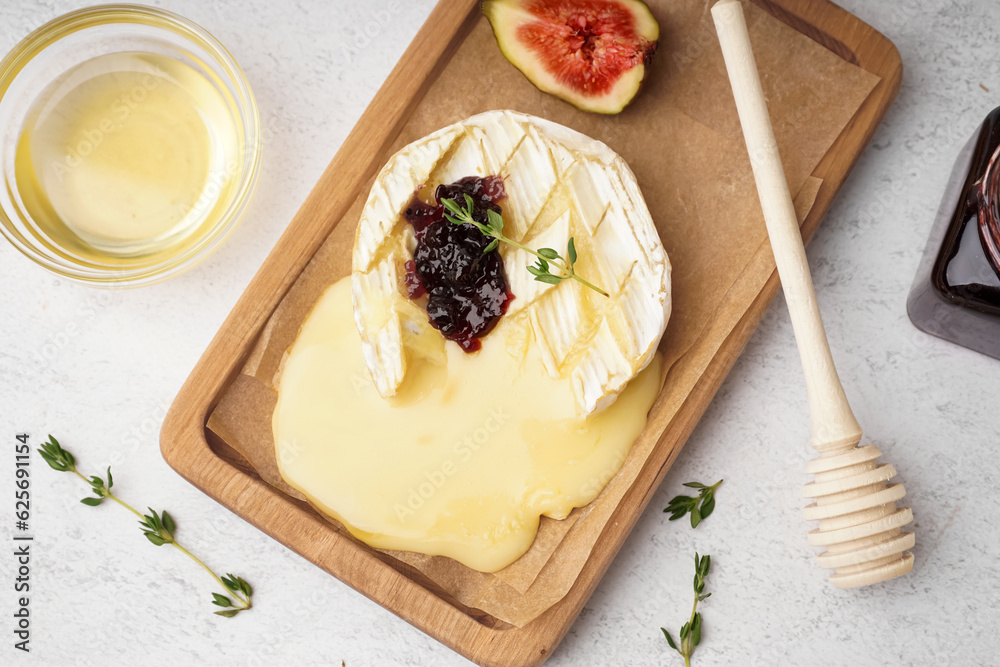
top-left (711, 0), bottom-right (862, 453)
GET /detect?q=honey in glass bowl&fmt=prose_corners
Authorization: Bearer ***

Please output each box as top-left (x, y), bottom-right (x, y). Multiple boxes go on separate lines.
top-left (15, 51), bottom-right (239, 263)
top-left (0, 5), bottom-right (260, 287)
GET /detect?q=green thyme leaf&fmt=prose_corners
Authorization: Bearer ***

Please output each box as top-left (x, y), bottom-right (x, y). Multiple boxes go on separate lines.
top-left (486, 208), bottom-right (504, 233)
top-left (229, 574), bottom-right (253, 595)
top-left (39, 435), bottom-right (77, 472)
top-left (161, 511), bottom-right (176, 535)
top-left (663, 480), bottom-right (723, 528)
top-left (662, 552), bottom-right (713, 665)
top-left (144, 533), bottom-right (166, 546)
top-left (700, 494), bottom-right (715, 520)
top-left (80, 497), bottom-right (103, 506)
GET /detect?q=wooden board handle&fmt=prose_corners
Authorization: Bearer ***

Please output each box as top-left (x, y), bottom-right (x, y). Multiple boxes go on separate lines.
top-left (712, 0), bottom-right (913, 588)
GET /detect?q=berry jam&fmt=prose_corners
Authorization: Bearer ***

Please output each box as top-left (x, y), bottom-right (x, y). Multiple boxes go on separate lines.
top-left (404, 176), bottom-right (513, 352)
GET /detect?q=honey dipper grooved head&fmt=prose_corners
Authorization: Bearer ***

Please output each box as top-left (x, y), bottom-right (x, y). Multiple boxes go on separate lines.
top-left (802, 445), bottom-right (914, 589)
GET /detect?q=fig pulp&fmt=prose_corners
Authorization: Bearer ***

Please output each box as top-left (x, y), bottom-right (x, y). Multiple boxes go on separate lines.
top-left (404, 176), bottom-right (514, 353)
top-left (483, 0), bottom-right (659, 114)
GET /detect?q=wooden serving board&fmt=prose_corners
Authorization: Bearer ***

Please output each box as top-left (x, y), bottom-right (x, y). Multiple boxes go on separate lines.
top-left (161, 1), bottom-right (901, 664)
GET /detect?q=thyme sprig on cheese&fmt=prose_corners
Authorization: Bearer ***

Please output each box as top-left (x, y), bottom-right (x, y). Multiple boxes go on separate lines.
top-left (38, 435), bottom-right (253, 618)
top-left (442, 194), bottom-right (609, 297)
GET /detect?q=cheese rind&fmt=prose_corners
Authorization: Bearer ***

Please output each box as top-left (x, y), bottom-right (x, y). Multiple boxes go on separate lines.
top-left (352, 110), bottom-right (671, 416)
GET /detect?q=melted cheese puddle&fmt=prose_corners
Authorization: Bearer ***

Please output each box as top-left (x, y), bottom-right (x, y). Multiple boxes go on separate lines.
top-left (273, 277), bottom-right (661, 572)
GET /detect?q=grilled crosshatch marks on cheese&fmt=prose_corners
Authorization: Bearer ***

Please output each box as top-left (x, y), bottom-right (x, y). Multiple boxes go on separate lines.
top-left (403, 176), bottom-right (514, 352)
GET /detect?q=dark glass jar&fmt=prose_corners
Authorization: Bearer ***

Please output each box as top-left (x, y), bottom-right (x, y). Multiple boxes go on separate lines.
top-left (907, 107), bottom-right (1000, 359)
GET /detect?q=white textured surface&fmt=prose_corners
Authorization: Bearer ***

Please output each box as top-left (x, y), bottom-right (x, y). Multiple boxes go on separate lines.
top-left (1, 1), bottom-right (999, 665)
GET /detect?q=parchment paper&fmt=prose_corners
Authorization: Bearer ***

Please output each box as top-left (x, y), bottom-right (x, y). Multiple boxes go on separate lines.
top-left (207, 0), bottom-right (880, 627)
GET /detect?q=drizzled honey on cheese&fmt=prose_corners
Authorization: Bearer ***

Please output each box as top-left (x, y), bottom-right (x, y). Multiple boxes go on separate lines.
top-left (273, 277), bottom-right (661, 572)
top-left (273, 110), bottom-right (671, 572)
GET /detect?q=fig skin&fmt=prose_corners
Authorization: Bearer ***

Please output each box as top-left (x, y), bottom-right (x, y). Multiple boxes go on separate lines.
top-left (482, 0), bottom-right (660, 115)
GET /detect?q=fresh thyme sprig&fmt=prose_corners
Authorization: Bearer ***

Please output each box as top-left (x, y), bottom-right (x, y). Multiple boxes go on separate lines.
top-left (38, 435), bottom-right (253, 618)
top-left (441, 194), bottom-right (609, 297)
top-left (661, 553), bottom-right (712, 667)
top-left (663, 479), bottom-right (722, 528)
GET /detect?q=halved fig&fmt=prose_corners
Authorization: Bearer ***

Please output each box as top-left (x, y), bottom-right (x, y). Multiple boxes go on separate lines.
top-left (482, 0), bottom-right (659, 114)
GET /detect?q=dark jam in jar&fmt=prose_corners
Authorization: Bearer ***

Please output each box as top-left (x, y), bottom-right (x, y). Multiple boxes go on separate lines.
top-left (403, 176), bottom-right (513, 352)
top-left (908, 106), bottom-right (1000, 360)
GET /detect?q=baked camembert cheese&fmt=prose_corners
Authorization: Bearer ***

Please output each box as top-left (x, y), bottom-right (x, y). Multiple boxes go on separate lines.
top-left (273, 110), bottom-right (671, 572)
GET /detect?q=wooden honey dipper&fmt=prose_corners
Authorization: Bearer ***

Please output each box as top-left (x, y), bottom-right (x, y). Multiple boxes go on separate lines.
top-left (711, 0), bottom-right (914, 588)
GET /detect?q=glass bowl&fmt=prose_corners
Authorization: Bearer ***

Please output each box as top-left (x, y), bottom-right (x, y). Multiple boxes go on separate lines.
top-left (0, 4), bottom-right (261, 287)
